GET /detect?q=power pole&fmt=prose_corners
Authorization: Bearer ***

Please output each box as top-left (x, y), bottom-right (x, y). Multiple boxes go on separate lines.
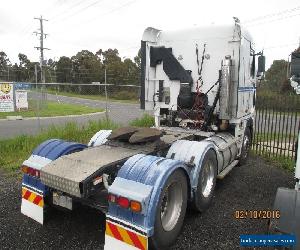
top-left (34, 15), bottom-right (50, 83)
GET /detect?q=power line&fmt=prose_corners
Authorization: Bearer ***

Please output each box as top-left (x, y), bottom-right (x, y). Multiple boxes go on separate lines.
top-left (49, 0), bottom-right (94, 20)
top-left (52, 0), bottom-right (137, 29)
top-left (245, 11), bottom-right (300, 27)
top-left (51, 0), bottom-right (106, 24)
top-left (244, 5), bottom-right (300, 24)
top-left (18, 2), bottom-right (60, 39)
top-left (83, 0), bottom-right (137, 25)
top-left (262, 42), bottom-right (299, 50)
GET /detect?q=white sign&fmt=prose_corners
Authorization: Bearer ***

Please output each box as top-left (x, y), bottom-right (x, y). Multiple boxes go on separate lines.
top-left (0, 83), bottom-right (14, 112)
top-left (16, 90), bottom-right (28, 110)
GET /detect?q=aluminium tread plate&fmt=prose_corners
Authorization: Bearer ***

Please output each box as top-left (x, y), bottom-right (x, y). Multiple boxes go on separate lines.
top-left (40, 131), bottom-right (192, 197)
top-left (40, 145), bottom-right (153, 198)
top-left (41, 145), bottom-right (149, 183)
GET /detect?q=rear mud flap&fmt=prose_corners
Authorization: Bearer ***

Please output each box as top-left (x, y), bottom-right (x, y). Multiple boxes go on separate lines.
top-left (104, 217), bottom-right (148, 250)
top-left (270, 187), bottom-right (300, 238)
top-left (21, 184), bottom-right (45, 224)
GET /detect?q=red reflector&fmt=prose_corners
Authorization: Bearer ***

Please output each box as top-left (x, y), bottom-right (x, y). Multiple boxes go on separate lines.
top-left (108, 194), bottom-right (117, 203)
top-left (21, 165), bottom-right (40, 178)
top-left (117, 196), bottom-right (130, 209)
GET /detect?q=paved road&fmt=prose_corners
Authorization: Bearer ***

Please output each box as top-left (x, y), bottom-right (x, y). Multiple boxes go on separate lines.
top-left (0, 94), bottom-right (145, 139)
top-left (0, 156), bottom-right (294, 249)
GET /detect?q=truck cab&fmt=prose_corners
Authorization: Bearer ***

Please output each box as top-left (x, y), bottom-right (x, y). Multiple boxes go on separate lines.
top-left (20, 18), bottom-right (265, 250)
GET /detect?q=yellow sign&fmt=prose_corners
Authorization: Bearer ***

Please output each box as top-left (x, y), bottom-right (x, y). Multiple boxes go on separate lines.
top-left (0, 82), bottom-right (14, 112)
top-left (0, 83), bottom-right (12, 94)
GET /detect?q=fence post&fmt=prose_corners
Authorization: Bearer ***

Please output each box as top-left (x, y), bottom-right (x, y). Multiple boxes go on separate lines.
top-left (104, 67), bottom-right (109, 121)
top-left (35, 64), bottom-right (41, 132)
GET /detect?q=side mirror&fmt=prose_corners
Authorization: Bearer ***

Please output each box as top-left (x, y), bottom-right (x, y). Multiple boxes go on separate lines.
top-left (258, 55), bottom-right (265, 73)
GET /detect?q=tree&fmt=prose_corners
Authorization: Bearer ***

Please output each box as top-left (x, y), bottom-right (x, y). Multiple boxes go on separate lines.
top-left (18, 53), bottom-right (30, 67)
top-left (16, 53), bottom-right (36, 82)
top-left (134, 48), bottom-right (141, 70)
top-left (0, 51), bottom-right (10, 81)
top-left (0, 51), bottom-right (10, 67)
top-left (56, 56), bottom-right (73, 83)
top-left (264, 60), bottom-right (289, 92)
top-left (71, 50), bottom-right (101, 84)
top-left (123, 58), bottom-right (139, 85)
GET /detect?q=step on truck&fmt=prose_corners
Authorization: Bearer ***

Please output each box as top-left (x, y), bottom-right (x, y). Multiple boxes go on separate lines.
top-left (20, 18), bottom-right (265, 250)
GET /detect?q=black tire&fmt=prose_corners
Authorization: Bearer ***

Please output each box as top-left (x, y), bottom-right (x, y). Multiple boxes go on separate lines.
top-left (150, 169), bottom-right (188, 250)
top-left (192, 149), bottom-right (217, 212)
top-left (239, 127), bottom-right (252, 166)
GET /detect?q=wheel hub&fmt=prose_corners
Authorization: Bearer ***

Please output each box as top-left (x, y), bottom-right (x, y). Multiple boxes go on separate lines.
top-left (201, 161), bottom-right (214, 198)
top-left (160, 181), bottom-right (183, 231)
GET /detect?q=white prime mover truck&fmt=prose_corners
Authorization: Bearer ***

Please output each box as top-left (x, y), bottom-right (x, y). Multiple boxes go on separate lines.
top-left (20, 18), bottom-right (264, 250)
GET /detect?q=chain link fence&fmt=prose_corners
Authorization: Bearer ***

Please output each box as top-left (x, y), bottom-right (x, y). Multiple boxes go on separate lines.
top-left (0, 81), bottom-right (141, 139)
top-left (1, 81), bottom-right (299, 162)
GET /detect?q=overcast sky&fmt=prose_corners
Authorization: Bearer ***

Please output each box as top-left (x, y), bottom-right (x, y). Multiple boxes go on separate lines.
top-left (1, 0), bottom-right (300, 68)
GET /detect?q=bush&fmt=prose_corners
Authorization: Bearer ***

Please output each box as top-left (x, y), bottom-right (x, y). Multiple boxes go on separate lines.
top-left (256, 88), bottom-right (300, 112)
top-left (129, 114), bottom-right (155, 127)
top-left (111, 90), bottom-right (139, 100)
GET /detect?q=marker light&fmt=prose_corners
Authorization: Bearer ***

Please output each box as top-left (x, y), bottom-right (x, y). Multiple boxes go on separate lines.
top-left (108, 194), bottom-right (142, 213)
top-left (130, 200), bottom-right (142, 213)
top-left (117, 196), bottom-right (130, 209)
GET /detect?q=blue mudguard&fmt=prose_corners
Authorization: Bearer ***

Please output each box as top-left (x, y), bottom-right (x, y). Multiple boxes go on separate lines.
top-left (31, 139), bottom-right (87, 160)
top-left (23, 139), bottom-right (87, 192)
top-left (21, 139), bottom-right (87, 224)
top-left (107, 154), bottom-right (189, 237)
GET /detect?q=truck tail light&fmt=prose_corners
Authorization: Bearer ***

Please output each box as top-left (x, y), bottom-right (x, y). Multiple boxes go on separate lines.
top-left (130, 200), bottom-right (142, 213)
top-left (117, 196), bottom-right (130, 209)
top-left (108, 193), bottom-right (117, 203)
top-left (108, 194), bottom-right (142, 213)
top-left (21, 165), bottom-right (40, 178)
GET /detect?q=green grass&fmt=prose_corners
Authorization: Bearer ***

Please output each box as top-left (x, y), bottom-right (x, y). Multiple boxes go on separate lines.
top-left (1, 113), bottom-right (295, 175)
top-left (46, 89), bottom-right (139, 104)
top-left (252, 151), bottom-right (296, 172)
top-left (0, 100), bottom-right (103, 119)
top-left (129, 113), bottom-right (155, 127)
top-left (252, 132), bottom-right (296, 172)
top-left (0, 119), bottom-right (119, 173)
top-left (253, 132), bottom-right (297, 142)
top-left (0, 114), bottom-right (154, 174)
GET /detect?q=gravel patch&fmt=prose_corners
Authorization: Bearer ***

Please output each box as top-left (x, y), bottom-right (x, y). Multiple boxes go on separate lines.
top-left (0, 156), bottom-right (294, 249)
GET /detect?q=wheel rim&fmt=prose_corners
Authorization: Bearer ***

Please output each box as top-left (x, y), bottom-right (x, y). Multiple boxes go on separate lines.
top-left (160, 181), bottom-right (183, 231)
top-left (242, 134), bottom-right (250, 159)
top-left (201, 161), bottom-right (214, 198)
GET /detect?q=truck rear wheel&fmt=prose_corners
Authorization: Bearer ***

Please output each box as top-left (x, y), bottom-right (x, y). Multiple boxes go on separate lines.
top-left (192, 149), bottom-right (217, 212)
top-left (151, 169), bottom-right (188, 249)
top-left (239, 127), bottom-right (252, 166)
